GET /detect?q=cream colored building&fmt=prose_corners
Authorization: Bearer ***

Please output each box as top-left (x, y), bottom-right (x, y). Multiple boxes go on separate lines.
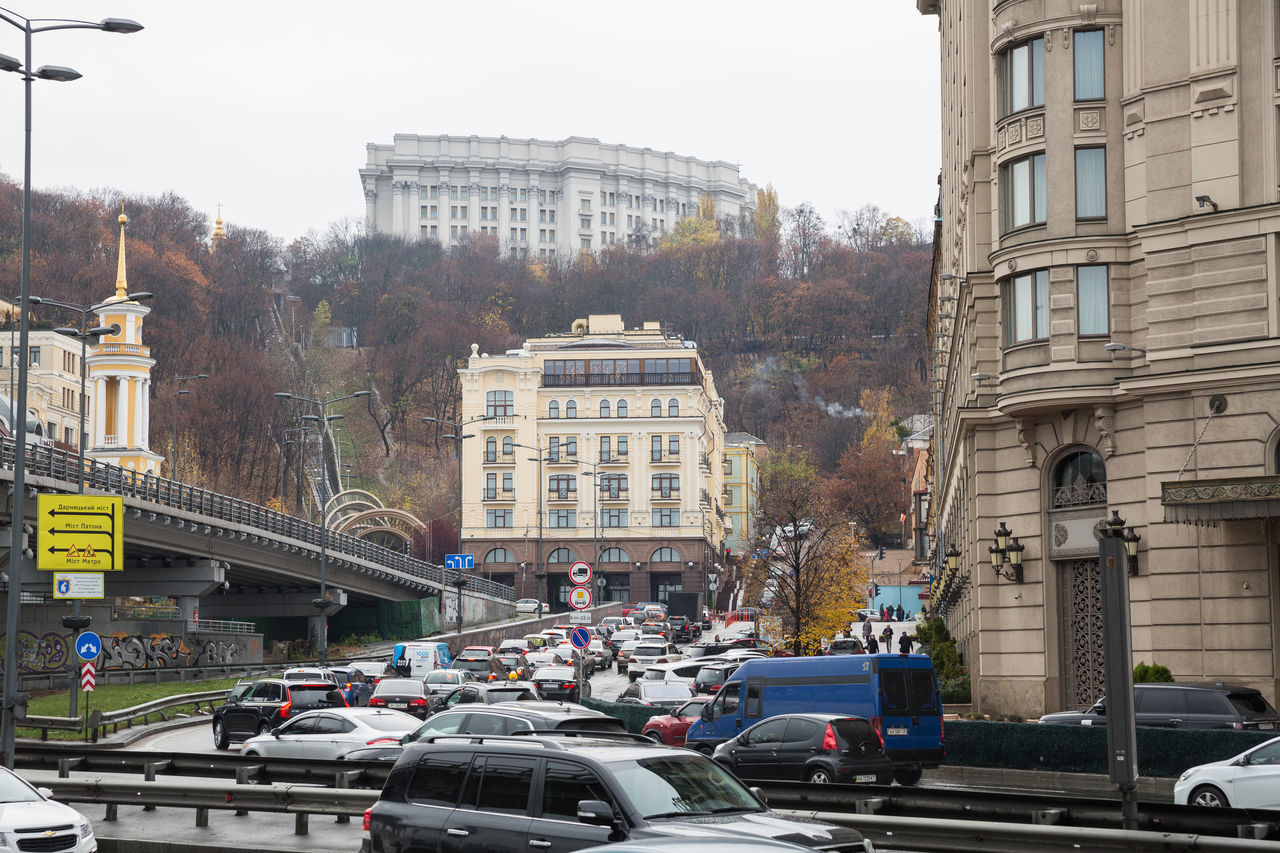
top-left (723, 432), bottom-right (764, 558)
top-left (920, 0), bottom-right (1280, 716)
top-left (457, 315), bottom-right (727, 607)
top-left (0, 302), bottom-right (93, 450)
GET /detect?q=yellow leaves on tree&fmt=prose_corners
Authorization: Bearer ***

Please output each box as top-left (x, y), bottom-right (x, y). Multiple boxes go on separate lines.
top-left (754, 185), bottom-right (780, 243)
top-left (859, 386), bottom-right (898, 452)
top-left (698, 192), bottom-right (716, 222)
top-left (661, 216), bottom-right (720, 249)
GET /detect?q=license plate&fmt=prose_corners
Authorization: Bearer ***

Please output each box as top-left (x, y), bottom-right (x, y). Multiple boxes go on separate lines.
top-left (855, 774), bottom-right (877, 783)
top-left (389, 702), bottom-right (407, 709)
top-left (1260, 722), bottom-right (1275, 730)
top-left (886, 727), bottom-right (908, 736)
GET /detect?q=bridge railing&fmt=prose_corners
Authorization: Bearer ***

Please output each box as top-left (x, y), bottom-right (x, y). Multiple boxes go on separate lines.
top-left (0, 438), bottom-right (515, 601)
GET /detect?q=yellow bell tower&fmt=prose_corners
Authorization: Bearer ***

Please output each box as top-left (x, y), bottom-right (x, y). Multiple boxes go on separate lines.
top-left (85, 209), bottom-right (162, 475)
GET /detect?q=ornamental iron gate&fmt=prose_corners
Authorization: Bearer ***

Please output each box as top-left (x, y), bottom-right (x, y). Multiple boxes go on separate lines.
top-left (1061, 558), bottom-right (1105, 708)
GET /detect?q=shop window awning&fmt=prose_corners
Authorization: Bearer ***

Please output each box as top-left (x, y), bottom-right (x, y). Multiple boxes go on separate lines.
top-left (1162, 475), bottom-right (1280, 523)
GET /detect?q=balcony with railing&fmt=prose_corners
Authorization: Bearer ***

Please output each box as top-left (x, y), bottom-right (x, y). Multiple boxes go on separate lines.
top-left (651, 488), bottom-right (680, 502)
top-left (547, 488), bottom-right (577, 502)
top-left (543, 372), bottom-right (696, 388)
top-left (546, 452), bottom-right (578, 465)
top-left (700, 489), bottom-right (711, 506)
top-left (599, 487), bottom-right (629, 502)
top-left (650, 450), bottom-right (680, 464)
top-left (483, 489), bottom-right (515, 502)
top-left (599, 451), bottom-right (629, 464)
top-left (699, 453), bottom-right (710, 470)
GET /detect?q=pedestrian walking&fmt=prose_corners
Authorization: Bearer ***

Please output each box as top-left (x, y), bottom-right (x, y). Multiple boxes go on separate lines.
top-left (882, 625), bottom-right (894, 647)
top-left (862, 619), bottom-right (873, 642)
top-left (866, 634), bottom-right (879, 654)
top-left (898, 633), bottom-right (913, 655)
top-left (895, 604), bottom-right (905, 622)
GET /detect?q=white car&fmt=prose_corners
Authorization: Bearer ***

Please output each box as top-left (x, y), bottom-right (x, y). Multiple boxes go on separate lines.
top-left (424, 669), bottom-right (477, 697)
top-left (1175, 735), bottom-right (1280, 808)
top-left (627, 642), bottom-right (684, 680)
top-left (239, 707), bottom-right (419, 760)
top-left (0, 766), bottom-right (96, 852)
top-left (516, 598), bottom-right (542, 615)
top-left (640, 658), bottom-right (726, 684)
top-left (282, 667), bottom-right (337, 683)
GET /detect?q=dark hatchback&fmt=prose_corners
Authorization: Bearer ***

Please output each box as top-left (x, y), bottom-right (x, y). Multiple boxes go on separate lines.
top-left (369, 678), bottom-right (434, 719)
top-left (1038, 682), bottom-right (1280, 730)
top-left (714, 714), bottom-right (893, 785)
top-left (361, 734), bottom-right (873, 853)
top-left (533, 665), bottom-right (588, 703)
top-left (212, 678), bottom-right (347, 749)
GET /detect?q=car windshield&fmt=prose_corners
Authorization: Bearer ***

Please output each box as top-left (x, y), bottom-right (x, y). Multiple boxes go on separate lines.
top-left (285, 671), bottom-right (325, 681)
top-left (375, 679), bottom-right (423, 694)
top-left (676, 699), bottom-right (708, 717)
top-left (361, 713), bottom-right (419, 731)
top-left (536, 666), bottom-right (575, 679)
top-left (0, 771), bottom-right (40, 804)
top-left (635, 645), bottom-right (664, 656)
top-left (289, 686), bottom-right (345, 704)
top-left (645, 683), bottom-right (693, 698)
top-left (455, 659), bottom-right (492, 673)
top-left (485, 688), bottom-right (537, 702)
top-left (425, 672), bottom-right (459, 684)
top-left (694, 668), bottom-right (727, 686)
top-left (498, 656), bottom-right (522, 666)
top-left (607, 754), bottom-right (761, 818)
top-left (1230, 693), bottom-right (1277, 716)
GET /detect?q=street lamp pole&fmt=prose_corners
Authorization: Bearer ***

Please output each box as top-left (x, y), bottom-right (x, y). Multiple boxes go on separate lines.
top-left (580, 459), bottom-right (604, 586)
top-left (513, 442), bottom-right (549, 619)
top-left (0, 7), bottom-right (143, 771)
top-left (274, 389), bottom-right (370, 665)
top-left (171, 373), bottom-right (208, 481)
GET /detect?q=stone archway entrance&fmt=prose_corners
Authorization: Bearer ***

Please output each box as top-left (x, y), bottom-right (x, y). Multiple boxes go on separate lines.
top-left (1059, 558), bottom-right (1105, 708)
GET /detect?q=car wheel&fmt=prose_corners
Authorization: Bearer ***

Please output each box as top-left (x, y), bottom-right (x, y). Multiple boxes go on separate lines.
top-left (1190, 785), bottom-right (1230, 807)
top-left (694, 743), bottom-right (714, 756)
top-left (212, 719), bottom-right (229, 750)
top-left (582, 682), bottom-right (592, 699)
top-left (807, 767), bottom-right (832, 784)
top-left (645, 731), bottom-right (664, 744)
top-left (893, 767), bottom-right (923, 786)
top-left (257, 720), bottom-right (273, 736)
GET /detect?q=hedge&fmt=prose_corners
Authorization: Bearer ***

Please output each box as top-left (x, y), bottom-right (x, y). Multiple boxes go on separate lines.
top-left (582, 697), bottom-right (669, 733)
top-left (943, 720), bottom-right (1277, 778)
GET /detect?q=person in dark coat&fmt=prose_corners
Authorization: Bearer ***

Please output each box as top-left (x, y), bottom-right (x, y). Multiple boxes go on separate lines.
top-left (895, 604), bottom-right (905, 622)
top-left (898, 632), bottom-right (913, 655)
top-left (866, 634), bottom-right (879, 654)
top-left (882, 625), bottom-right (894, 647)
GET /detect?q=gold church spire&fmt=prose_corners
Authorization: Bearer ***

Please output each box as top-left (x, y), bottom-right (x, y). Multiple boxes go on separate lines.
top-left (114, 204), bottom-right (129, 300)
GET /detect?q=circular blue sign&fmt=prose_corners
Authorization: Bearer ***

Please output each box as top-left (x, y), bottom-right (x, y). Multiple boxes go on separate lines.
top-left (75, 631), bottom-right (102, 661)
top-left (569, 626), bottom-right (592, 650)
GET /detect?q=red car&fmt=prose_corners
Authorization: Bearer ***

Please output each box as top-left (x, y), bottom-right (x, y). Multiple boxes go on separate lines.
top-left (641, 696), bottom-right (711, 746)
top-left (461, 645), bottom-right (499, 658)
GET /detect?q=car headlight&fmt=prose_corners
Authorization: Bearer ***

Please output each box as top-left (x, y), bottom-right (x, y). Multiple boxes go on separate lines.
top-left (1177, 768), bottom-right (1197, 783)
top-left (78, 821), bottom-right (94, 839)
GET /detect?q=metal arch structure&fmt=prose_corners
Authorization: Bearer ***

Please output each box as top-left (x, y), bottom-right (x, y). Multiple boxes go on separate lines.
top-left (324, 489), bottom-right (384, 528)
top-left (331, 506), bottom-right (427, 551)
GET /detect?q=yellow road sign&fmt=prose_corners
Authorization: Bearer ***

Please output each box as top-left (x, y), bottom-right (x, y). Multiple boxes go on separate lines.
top-left (36, 494), bottom-right (124, 572)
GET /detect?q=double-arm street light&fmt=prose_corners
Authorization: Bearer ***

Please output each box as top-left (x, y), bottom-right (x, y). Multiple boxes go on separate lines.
top-left (513, 441), bottom-right (551, 619)
top-left (171, 374), bottom-right (208, 481)
top-left (580, 459), bottom-right (607, 596)
top-left (0, 6), bottom-right (143, 772)
top-left (274, 390), bottom-right (370, 664)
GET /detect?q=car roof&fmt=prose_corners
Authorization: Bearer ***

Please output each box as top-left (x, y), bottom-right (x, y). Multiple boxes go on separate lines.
top-left (402, 736), bottom-right (682, 763)
top-left (1138, 682), bottom-right (1263, 694)
top-left (748, 712), bottom-right (868, 724)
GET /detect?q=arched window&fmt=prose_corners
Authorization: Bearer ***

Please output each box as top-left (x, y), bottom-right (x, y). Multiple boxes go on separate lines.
top-left (600, 400), bottom-right (610, 418)
top-left (485, 436), bottom-right (497, 462)
top-left (617, 399), bottom-right (628, 418)
top-left (668, 398), bottom-right (679, 417)
top-left (651, 547), bottom-right (680, 563)
top-left (1052, 449), bottom-right (1107, 508)
top-left (548, 400), bottom-right (560, 419)
top-left (486, 390), bottom-right (514, 418)
top-left (600, 547), bottom-right (630, 563)
top-left (599, 474), bottom-right (628, 498)
top-left (566, 400), bottom-right (577, 418)
top-left (652, 473), bottom-right (679, 497)
top-left (502, 436), bottom-right (513, 456)
top-left (651, 399), bottom-right (662, 417)
top-left (547, 548), bottom-right (577, 563)
top-left (484, 548), bottom-right (514, 563)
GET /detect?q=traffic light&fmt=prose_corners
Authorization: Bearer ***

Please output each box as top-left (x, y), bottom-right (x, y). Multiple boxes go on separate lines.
top-left (872, 582), bottom-right (881, 598)
top-left (878, 546), bottom-right (885, 560)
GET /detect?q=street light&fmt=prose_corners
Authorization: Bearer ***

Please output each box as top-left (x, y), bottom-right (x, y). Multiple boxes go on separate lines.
top-left (422, 415), bottom-right (496, 555)
top-left (513, 441), bottom-right (551, 619)
top-left (274, 389), bottom-right (370, 664)
top-left (580, 459), bottom-right (607, 587)
top-left (171, 373), bottom-right (208, 481)
top-left (0, 5), bottom-right (143, 772)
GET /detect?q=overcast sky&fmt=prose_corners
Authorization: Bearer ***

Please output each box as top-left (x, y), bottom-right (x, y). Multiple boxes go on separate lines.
top-left (0, 2), bottom-right (942, 244)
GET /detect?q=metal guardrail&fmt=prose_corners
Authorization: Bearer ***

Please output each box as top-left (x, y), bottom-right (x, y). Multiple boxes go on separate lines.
top-left (13, 688), bottom-right (231, 741)
top-left (0, 437), bottom-right (515, 601)
top-left (18, 663), bottom-right (271, 692)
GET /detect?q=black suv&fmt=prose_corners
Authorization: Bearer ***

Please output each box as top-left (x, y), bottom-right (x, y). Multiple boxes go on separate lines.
top-left (361, 733), bottom-right (873, 853)
top-left (668, 616), bottom-right (694, 643)
top-left (211, 678), bottom-right (348, 749)
top-left (1038, 682), bottom-right (1280, 730)
top-left (345, 702), bottom-right (626, 761)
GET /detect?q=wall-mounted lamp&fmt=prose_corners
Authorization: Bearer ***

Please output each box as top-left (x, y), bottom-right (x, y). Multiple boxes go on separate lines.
top-left (971, 373), bottom-right (997, 384)
top-left (1122, 525), bottom-right (1141, 576)
top-left (988, 520), bottom-right (1025, 583)
top-left (1105, 342), bottom-right (1148, 355)
top-left (944, 546), bottom-right (960, 573)
top-left (1195, 195), bottom-right (1218, 212)
top-left (940, 274), bottom-right (966, 282)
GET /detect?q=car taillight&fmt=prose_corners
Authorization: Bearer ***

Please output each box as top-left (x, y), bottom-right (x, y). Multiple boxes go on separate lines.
top-left (366, 737), bottom-right (399, 745)
top-left (362, 807), bottom-right (372, 832)
top-left (870, 715), bottom-right (882, 736)
top-left (279, 700), bottom-right (292, 719)
top-left (656, 658), bottom-right (669, 664)
top-left (1234, 721), bottom-right (1244, 729)
top-left (410, 698), bottom-right (427, 706)
top-left (369, 697), bottom-right (386, 707)
top-left (821, 723), bottom-right (838, 752)
top-left (372, 677), bottom-right (381, 685)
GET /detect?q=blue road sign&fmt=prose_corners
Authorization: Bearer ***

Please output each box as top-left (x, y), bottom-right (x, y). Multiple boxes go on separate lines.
top-left (569, 626), bottom-right (592, 650)
top-left (445, 554), bottom-right (474, 570)
top-left (75, 631), bottom-right (102, 661)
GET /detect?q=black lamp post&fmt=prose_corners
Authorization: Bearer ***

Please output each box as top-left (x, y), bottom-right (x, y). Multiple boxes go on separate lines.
top-left (171, 373), bottom-right (208, 481)
top-left (0, 6), bottom-right (143, 772)
top-left (987, 521), bottom-right (1025, 583)
top-left (274, 389), bottom-right (370, 664)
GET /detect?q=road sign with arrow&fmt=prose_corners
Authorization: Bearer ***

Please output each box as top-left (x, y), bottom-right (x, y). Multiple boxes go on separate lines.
top-left (37, 495), bottom-right (124, 572)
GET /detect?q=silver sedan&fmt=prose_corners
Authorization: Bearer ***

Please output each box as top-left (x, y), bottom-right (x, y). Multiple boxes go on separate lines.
top-left (239, 707), bottom-right (419, 760)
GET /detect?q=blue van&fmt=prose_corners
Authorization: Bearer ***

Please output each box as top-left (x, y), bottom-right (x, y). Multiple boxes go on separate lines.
top-left (684, 653), bottom-right (943, 785)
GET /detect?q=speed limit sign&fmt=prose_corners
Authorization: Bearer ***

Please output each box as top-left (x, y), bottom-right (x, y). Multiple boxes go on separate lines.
top-left (569, 561), bottom-right (592, 586)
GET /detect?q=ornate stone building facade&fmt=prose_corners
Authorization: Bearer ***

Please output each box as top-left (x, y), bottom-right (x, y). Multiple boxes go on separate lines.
top-left (360, 135), bottom-right (758, 260)
top-left (920, 0), bottom-right (1280, 716)
top-left (456, 315), bottom-right (727, 607)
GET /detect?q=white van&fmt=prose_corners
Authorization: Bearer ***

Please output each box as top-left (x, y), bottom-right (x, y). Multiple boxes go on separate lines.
top-left (390, 641), bottom-right (453, 678)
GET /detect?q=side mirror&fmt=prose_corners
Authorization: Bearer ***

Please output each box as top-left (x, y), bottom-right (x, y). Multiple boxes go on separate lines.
top-left (700, 704), bottom-right (713, 721)
top-left (749, 786), bottom-right (767, 805)
top-left (576, 799), bottom-right (614, 826)
top-left (36, 786), bottom-right (54, 799)
top-left (271, 727), bottom-right (281, 737)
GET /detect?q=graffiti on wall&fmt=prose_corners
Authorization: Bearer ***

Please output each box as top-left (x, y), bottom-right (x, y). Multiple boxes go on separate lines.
top-left (0, 630), bottom-right (248, 675)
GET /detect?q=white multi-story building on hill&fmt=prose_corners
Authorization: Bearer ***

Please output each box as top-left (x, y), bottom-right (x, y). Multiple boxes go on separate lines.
top-left (360, 135), bottom-right (758, 260)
